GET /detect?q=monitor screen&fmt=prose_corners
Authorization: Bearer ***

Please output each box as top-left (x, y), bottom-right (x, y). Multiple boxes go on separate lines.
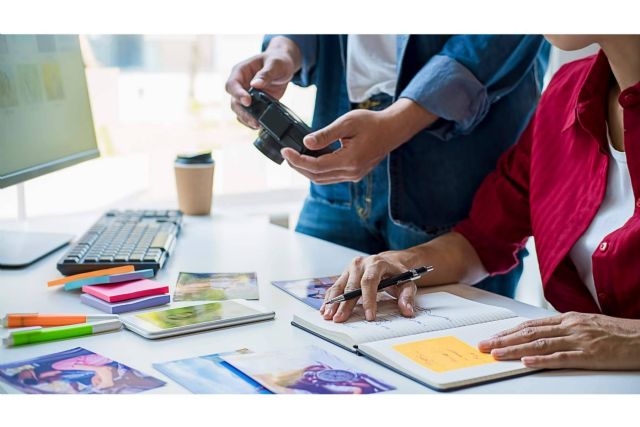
top-left (0, 35), bottom-right (99, 189)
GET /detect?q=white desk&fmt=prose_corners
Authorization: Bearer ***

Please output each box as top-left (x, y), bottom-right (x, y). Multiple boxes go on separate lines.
top-left (1, 212), bottom-right (639, 394)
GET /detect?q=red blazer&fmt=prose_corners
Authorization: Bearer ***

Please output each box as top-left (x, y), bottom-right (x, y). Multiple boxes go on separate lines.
top-left (455, 51), bottom-right (640, 318)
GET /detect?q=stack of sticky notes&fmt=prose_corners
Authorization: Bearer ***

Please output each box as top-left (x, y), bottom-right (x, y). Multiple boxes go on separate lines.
top-left (48, 266), bottom-right (170, 314)
top-left (80, 279), bottom-right (170, 314)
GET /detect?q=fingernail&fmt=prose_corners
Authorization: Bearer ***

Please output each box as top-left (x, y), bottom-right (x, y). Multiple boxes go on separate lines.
top-left (365, 309), bottom-right (374, 321)
top-left (407, 303), bottom-right (414, 314)
top-left (492, 349), bottom-right (505, 358)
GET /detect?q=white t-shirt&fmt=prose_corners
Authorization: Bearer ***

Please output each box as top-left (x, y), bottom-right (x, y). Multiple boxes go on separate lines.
top-left (346, 35), bottom-right (398, 103)
top-left (569, 134), bottom-right (635, 309)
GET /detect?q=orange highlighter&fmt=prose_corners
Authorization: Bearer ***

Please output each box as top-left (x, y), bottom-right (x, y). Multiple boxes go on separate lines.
top-left (3, 313), bottom-right (119, 328)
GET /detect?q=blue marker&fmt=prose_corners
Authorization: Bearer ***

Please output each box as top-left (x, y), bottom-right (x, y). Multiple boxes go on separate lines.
top-left (63, 269), bottom-right (155, 291)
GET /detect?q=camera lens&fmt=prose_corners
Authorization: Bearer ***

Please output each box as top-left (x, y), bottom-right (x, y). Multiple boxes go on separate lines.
top-left (253, 128), bottom-right (284, 164)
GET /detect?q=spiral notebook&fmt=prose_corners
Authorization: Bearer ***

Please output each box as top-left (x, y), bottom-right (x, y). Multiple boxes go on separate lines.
top-left (292, 291), bottom-right (540, 391)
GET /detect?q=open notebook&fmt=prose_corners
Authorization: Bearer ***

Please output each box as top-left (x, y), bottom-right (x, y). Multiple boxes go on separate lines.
top-left (292, 292), bottom-right (540, 390)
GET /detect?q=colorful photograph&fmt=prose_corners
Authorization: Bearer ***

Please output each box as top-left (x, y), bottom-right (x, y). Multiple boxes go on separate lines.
top-left (174, 272), bottom-right (259, 301)
top-left (153, 349), bottom-right (272, 394)
top-left (136, 301), bottom-right (259, 329)
top-left (0, 347), bottom-right (165, 394)
top-left (272, 276), bottom-right (395, 310)
top-left (272, 276), bottom-right (338, 309)
top-left (223, 345), bottom-right (395, 394)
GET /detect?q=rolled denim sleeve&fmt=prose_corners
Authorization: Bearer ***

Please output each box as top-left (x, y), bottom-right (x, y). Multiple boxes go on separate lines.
top-left (400, 35), bottom-right (545, 138)
top-left (262, 35), bottom-right (318, 87)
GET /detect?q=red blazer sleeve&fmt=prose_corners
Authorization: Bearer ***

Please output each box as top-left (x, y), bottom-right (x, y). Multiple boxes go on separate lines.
top-left (453, 116), bottom-right (534, 275)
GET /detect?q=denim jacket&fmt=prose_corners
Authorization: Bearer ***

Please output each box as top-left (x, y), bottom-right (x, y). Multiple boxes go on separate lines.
top-left (263, 35), bottom-right (549, 234)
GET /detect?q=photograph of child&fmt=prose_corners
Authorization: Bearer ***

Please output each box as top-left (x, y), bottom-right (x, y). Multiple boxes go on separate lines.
top-left (0, 347), bottom-right (165, 394)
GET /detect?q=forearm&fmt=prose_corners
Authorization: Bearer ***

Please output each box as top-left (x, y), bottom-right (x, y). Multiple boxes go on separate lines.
top-left (265, 36), bottom-right (303, 73)
top-left (384, 231), bottom-right (489, 287)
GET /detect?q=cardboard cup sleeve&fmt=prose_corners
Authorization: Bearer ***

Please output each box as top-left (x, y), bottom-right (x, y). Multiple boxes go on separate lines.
top-left (174, 163), bottom-right (214, 215)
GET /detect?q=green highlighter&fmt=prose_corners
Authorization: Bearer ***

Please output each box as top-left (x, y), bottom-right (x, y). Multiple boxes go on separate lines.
top-left (2, 319), bottom-right (122, 347)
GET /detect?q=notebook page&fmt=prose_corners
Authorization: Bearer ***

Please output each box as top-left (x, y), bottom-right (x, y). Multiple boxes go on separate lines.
top-left (294, 292), bottom-right (517, 345)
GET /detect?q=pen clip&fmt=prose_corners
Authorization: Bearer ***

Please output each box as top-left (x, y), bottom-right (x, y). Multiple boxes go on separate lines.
top-left (409, 269), bottom-right (422, 281)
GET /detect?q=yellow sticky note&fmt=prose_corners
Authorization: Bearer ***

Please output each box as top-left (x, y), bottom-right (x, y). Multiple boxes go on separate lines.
top-left (393, 336), bottom-right (495, 373)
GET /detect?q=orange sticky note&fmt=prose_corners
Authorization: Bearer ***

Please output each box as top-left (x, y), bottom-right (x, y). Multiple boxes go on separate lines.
top-left (47, 265), bottom-right (135, 287)
top-left (393, 336), bottom-right (496, 373)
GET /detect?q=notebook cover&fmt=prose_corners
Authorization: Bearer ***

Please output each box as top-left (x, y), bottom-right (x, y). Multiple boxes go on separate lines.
top-left (81, 293), bottom-right (170, 314)
top-left (64, 269), bottom-right (155, 291)
top-left (82, 279), bottom-right (169, 302)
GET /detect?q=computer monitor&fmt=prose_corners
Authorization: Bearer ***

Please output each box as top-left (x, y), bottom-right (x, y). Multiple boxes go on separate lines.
top-left (0, 35), bottom-right (99, 267)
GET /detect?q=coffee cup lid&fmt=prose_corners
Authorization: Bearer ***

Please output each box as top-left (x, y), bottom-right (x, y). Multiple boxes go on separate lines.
top-left (175, 151), bottom-right (214, 165)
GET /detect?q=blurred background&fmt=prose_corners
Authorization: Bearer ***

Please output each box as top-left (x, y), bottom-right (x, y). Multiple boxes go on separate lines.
top-left (0, 35), bottom-right (314, 223)
top-left (0, 35), bottom-right (598, 307)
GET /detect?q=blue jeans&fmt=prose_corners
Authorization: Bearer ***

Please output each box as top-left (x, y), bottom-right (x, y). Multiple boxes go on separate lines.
top-left (295, 94), bottom-right (524, 298)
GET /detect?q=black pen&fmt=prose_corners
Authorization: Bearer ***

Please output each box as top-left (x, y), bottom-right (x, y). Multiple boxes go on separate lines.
top-left (325, 266), bottom-right (434, 304)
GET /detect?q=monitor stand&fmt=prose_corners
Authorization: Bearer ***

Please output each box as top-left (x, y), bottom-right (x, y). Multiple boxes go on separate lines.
top-left (0, 230), bottom-right (73, 268)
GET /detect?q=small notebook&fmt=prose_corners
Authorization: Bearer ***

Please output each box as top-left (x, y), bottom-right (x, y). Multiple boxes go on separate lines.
top-left (292, 291), bottom-right (539, 391)
top-left (81, 292), bottom-right (170, 314)
top-left (82, 279), bottom-right (169, 303)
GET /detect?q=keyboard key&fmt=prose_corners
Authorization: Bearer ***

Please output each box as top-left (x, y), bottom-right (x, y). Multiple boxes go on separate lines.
top-left (150, 232), bottom-right (174, 251)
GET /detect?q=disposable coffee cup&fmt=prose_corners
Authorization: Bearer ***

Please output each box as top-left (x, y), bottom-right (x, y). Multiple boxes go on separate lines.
top-left (174, 151), bottom-right (215, 215)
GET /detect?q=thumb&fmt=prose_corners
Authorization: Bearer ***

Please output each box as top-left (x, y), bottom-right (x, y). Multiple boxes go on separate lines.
top-left (304, 116), bottom-right (351, 150)
top-left (250, 57), bottom-right (282, 88)
top-left (397, 282), bottom-right (417, 318)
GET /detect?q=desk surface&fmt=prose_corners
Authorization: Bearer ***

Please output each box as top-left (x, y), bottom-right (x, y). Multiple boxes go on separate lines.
top-left (1, 212), bottom-right (638, 394)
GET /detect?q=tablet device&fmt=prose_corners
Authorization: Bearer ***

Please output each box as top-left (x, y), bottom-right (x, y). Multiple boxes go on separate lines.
top-left (121, 300), bottom-right (275, 339)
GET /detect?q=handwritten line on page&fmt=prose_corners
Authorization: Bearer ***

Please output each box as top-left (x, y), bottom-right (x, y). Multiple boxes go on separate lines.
top-left (295, 292), bottom-right (517, 345)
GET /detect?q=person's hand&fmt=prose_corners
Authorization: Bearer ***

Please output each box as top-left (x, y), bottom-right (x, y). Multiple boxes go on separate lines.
top-left (281, 98), bottom-right (437, 184)
top-left (225, 37), bottom-right (301, 129)
top-left (478, 312), bottom-right (640, 370)
top-left (319, 254), bottom-right (416, 323)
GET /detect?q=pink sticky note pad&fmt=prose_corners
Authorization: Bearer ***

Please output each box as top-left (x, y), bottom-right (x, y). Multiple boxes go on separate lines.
top-left (82, 279), bottom-right (169, 303)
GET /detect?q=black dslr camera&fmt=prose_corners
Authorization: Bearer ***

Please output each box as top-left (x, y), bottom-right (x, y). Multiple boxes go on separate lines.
top-left (242, 88), bottom-right (335, 164)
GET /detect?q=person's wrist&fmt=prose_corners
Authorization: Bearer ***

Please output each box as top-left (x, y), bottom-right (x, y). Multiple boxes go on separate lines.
top-left (265, 36), bottom-right (302, 72)
top-left (383, 249), bottom-right (423, 271)
top-left (381, 98), bottom-right (438, 146)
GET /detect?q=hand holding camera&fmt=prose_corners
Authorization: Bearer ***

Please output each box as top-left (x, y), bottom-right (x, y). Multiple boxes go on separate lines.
top-left (225, 36), bottom-right (302, 129)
